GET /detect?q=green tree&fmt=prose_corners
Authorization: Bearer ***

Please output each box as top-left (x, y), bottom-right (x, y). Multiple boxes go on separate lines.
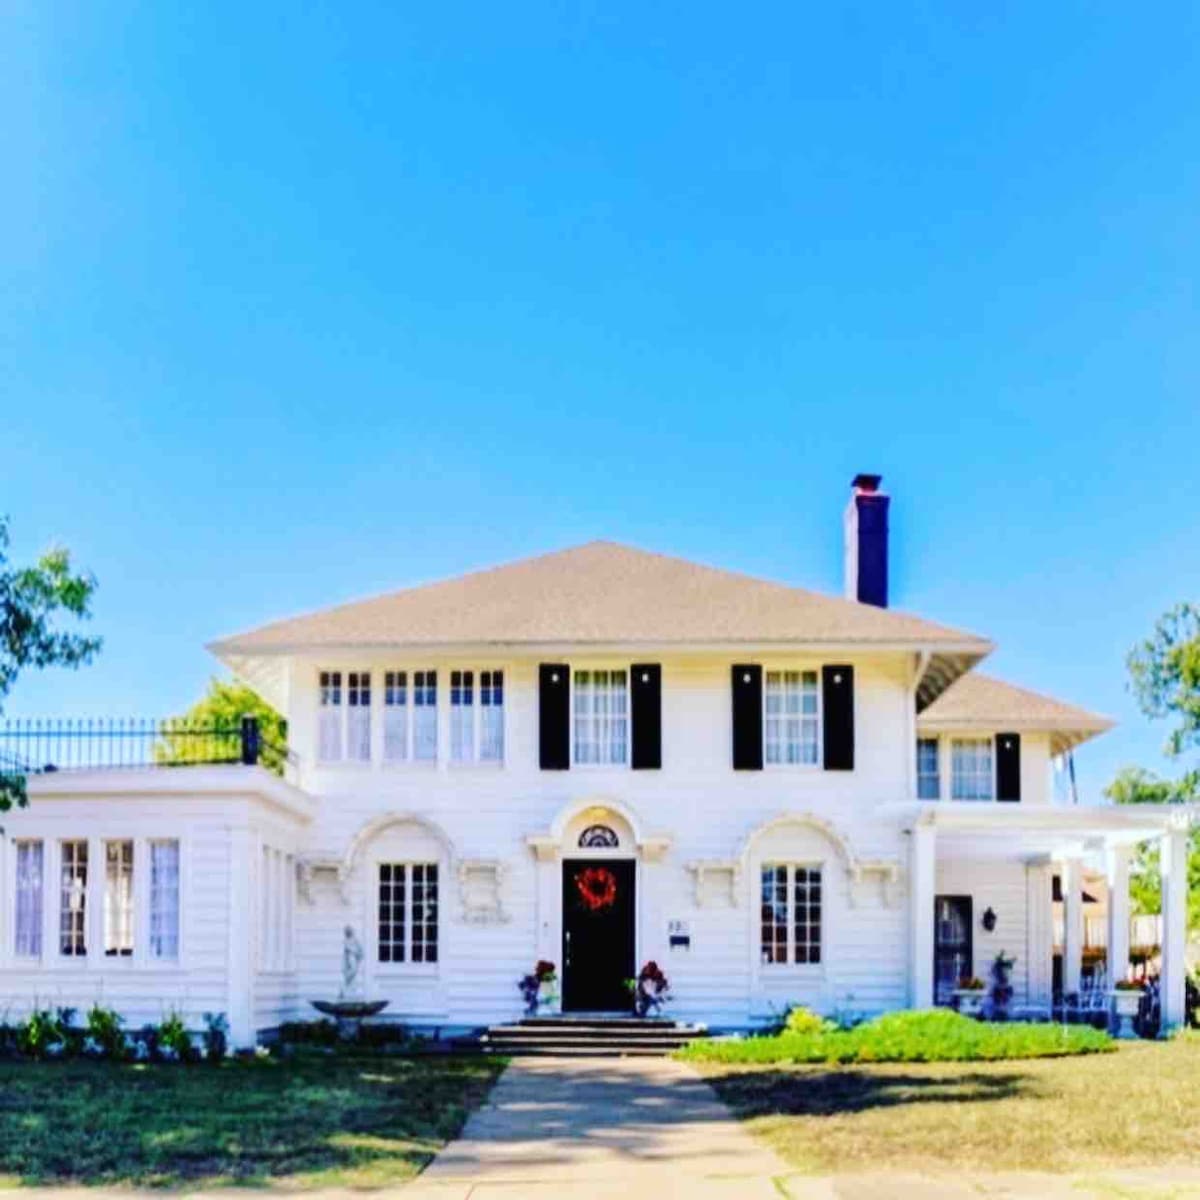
top-left (1108, 603), bottom-right (1200, 929)
top-left (0, 517), bottom-right (101, 809)
top-left (157, 679), bottom-right (287, 774)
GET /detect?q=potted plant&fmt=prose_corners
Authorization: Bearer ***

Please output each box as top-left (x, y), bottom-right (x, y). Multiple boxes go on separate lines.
top-left (518, 960), bottom-right (559, 1016)
top-left (625, 961), bottom-right (670, 1018)
top-left (953, 975), bottom-right (987, 1018)
top-left (1111, 979), bottom-right (1143, 1038)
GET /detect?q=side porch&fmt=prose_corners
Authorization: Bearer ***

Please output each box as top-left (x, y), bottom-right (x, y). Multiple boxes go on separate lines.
top-left (898, 801), bottom-right (1196, 1029)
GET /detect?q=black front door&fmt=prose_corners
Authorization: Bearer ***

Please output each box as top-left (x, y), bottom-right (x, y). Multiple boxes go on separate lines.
top-left (934, 895), bottom-right (973, 1006)
top-left (562, 859), bottom-right (635, 1011)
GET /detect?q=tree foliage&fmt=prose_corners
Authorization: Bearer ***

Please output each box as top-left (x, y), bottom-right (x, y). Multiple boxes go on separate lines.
top-left (0, 517), bottom-right (101, 809)
top-left (157, 679), bottom-right (287, 775)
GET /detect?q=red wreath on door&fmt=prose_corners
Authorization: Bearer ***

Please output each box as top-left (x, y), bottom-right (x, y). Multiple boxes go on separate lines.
top-left (575, 866), bottom-right (618, 912)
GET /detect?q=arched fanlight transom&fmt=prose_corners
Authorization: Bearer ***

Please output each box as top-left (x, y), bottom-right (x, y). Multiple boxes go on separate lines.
top-left (578, 824), bottom-right (620, 849)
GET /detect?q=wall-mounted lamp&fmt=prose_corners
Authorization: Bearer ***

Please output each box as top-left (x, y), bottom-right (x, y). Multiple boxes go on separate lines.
top-left (982, 907), bottom-right (997, 932)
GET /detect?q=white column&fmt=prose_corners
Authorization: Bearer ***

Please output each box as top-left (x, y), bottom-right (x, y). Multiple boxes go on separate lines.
top-left (226, 825), bottom-right (255, 1049)
top-left (1062, 857), bottom-right (1084, 997)
top-left (1161, 827), bottom-right (1189, 1029)
top-left (1105, 844), bottom-right (1132, 987)
top-left (909, 818), bottom-right (936, 1008)
top-left (1025, 862), bottom-right (1054, 1008)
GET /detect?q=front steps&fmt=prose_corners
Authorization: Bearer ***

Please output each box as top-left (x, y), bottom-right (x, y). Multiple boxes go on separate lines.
top-left (479, 1015), bottom-right (708, 1057)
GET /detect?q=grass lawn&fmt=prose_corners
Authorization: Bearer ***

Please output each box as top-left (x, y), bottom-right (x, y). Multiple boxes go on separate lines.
top-left (0, 1051), bottom-right (504, 1189)
top-left (698, 1034), bottom-right (1200, 1175)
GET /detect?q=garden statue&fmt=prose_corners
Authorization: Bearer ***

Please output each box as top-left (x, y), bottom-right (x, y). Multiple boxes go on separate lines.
top-left (339, 925), bottom-right (364, 1000)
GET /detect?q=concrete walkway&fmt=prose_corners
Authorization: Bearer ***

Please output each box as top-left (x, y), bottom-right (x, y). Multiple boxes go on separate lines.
top-left (407, 1054), bottom-right (792, 1199)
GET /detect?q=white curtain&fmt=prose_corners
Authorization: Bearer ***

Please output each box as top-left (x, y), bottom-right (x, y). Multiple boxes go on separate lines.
top-left (15, 842), bottom-right (43, 957)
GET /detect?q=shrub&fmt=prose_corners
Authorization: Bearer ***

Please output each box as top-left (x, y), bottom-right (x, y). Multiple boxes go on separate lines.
top-left (279, 1019), bottom-right (338, 1046)
top-left (155, 1011), bottom-right (194, 1062)
top-left (18, 1009), bottom-right (66, 1059)
top-left (202, 1012), bottom-right (229, 1062)
top-left (680, 1008), bottom-right (1114, 1065)
top-left (85, 1004), bottom-right (126, 1060)
top-left (784, 1006), bottom-right (831, 1036)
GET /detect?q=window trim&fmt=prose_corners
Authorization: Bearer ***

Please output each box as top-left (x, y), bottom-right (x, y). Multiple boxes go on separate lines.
top-left (570, 665), bottom-right (632, 769)
top-left (761, 667), bottom-right (823, 770)
top-left (758, 861), bottom-right (825, 971)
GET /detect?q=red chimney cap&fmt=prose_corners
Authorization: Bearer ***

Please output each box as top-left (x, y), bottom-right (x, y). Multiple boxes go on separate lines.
top-left (851, 473), bottom-right (883, 493)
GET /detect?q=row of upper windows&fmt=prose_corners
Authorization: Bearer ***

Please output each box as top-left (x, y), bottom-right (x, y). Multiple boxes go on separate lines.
top-left (917, 736), bottom-right (1007, 801)
top-left (12, 838), bottom-right (180, 961)
top-left (314, 667), bottom-right (823, 768)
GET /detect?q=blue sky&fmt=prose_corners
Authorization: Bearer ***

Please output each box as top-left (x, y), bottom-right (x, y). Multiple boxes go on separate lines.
top-left (3, 3), bottom-right (1198, 799)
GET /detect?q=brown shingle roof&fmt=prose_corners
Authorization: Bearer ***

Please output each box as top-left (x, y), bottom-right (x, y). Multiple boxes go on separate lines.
top-left (210, 540), bottom-right (991, 654)
top-left (918, 672), bottom-right (1114, 752)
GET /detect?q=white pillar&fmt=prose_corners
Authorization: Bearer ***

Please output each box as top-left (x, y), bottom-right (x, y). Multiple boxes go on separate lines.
top-left (1062, 857), bottom-right (1084, 997)
top-left (1161, 827), bottom-right (1189, 1030)
top-left (909, 818), bottom-right (936, 1008)
top-left (1105, 845), bottom-right (1132, 987)
top-left (1025, 862), bottom-right (1054, 1008)
top-left (226, 825), bottom-right (255, 1049)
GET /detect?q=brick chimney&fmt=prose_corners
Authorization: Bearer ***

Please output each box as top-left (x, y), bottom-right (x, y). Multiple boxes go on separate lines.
top-left (843, 473), bottom-right (889, 607)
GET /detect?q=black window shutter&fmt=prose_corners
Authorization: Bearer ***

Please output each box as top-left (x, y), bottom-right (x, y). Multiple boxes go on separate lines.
top-left (731, 664), bottom-right (763, 770)
top-left (538, 663), bottom-right (570, 770)
top-left (996, 732), bottom-right (1021, 801)
top-left (631, 663), bottom-right (662, 770)
top-left (822, 664), bottom-right (855, 771)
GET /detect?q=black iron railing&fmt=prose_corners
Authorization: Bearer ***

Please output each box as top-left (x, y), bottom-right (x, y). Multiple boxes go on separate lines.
top-left (0, 717), bottom-right (289, 774)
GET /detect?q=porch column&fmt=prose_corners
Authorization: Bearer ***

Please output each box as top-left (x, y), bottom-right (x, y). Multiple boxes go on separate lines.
top-left (1160, 826), bottom-right (1189, 1029)
top-left (909, 817), bottom-right (936, 1008)
top-left (1025, 861), bottom-right (1054, 1008)
top-left (1105, 844), bottom-right (1132, 986)
top-left (1061, 857), bottom-right (1084, 997)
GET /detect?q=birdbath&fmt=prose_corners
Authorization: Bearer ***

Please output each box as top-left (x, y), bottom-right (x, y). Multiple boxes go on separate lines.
top-left (310, 926), bottom-right (389, 1040)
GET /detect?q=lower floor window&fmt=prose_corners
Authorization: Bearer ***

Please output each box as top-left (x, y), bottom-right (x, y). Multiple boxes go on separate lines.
top-left (104, 840), bottom-right (134, 957)
top-left (60, 840), bottom-right (88, 957)
top-left (15, 841), bottom-right (43, 957)
top-left (378, 862), bottom-right (439, 964)
top-left (760, 863), bottom-right (822, 965)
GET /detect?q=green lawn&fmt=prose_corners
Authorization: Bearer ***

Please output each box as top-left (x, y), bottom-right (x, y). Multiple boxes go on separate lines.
top-left (0, 1051), bottom-right (504, 1189)
top-left (698, 1035), bottom-right (1200, 1175)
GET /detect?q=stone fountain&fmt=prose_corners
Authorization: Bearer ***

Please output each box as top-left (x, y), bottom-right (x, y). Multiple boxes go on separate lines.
top-left (310, 925), bottom-right (389, 1040)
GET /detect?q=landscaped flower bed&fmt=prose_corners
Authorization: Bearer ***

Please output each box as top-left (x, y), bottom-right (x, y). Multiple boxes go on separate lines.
top-left (678, 1009), bottom-right (1114, 1064)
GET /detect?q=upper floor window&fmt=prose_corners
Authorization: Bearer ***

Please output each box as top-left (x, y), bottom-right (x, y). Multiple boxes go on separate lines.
top-left (951, 737), bottom-right (994, 801)
top-left (450, 669), bottom-right (505, 764)
top-left (760, 863), bottom-right (822, 966)
top-left (573, 670), bottom-right (628, 765)
top-left (917, 737), bottom-right (941, 799)
top-left (347, 672), bottom-right (371, 762)
top-left (104, 840), bottom-right (134, 957)
top-left (764, 670), bottom-right (820, 765)
top-left (318, 671), bottom-right (343, 762)
top-left (378, 862), bottom-right (438, 964)
top-left (14, 840), bottom-right (43, 957)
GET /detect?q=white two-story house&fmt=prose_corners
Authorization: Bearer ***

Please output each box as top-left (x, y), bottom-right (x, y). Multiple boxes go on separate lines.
top-left (1, 475), bottom-right (1193, 1046)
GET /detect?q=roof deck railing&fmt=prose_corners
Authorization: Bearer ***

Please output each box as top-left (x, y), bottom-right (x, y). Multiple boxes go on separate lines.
top-left (0, 716), bottom-right (289, 775)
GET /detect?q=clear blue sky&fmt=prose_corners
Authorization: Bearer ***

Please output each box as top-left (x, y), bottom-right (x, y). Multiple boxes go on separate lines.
top-left (3, 3), bottom-right (1198, 800)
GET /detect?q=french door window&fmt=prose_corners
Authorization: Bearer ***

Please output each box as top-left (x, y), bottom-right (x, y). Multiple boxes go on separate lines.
top-left (760, 863), bottom-right (822, 965)
top-left (573, 670), bottom-right (628, 765)
top-left (764, 671), bottom-right (820, 765)
top-left (60, 840), bottom-right (88, 957)
top-left (149, 840), bottom-right (181, 959)
top-left (14, 841), bottom-right (43, 957)
top-left (378, 862), bottom-right (439, 964)
top-left (104, 840), bottom-right (134, 957)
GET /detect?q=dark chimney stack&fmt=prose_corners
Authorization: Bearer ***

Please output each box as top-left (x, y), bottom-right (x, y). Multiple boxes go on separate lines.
top-left (844, 473), bottom-right (889, 607)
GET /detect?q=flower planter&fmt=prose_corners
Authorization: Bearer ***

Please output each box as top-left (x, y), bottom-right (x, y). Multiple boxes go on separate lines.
top-left (536, 980), bottom-right (560, 1015)
top-left (954, 988), bottom-right (987, 1018)
top-left (1111, 989), bottom-right (1141, 1039)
